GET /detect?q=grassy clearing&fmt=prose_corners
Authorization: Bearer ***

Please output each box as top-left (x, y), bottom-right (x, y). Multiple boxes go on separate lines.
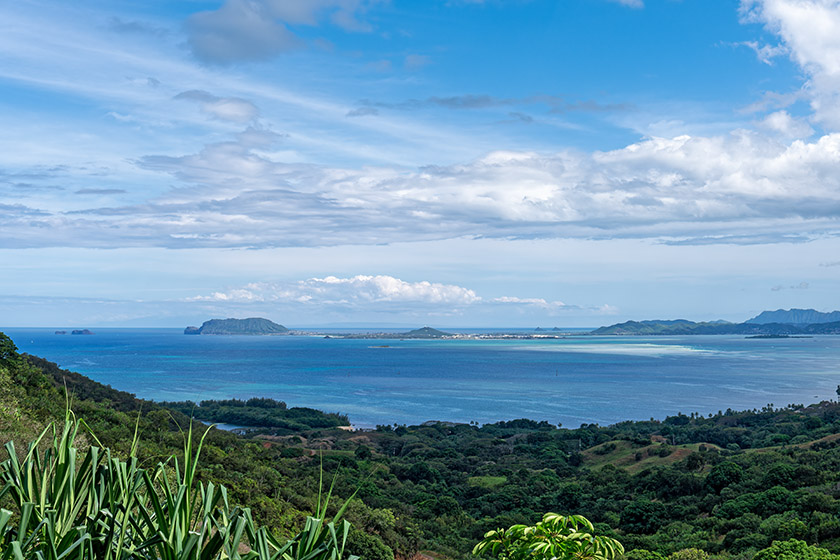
top-left (467, 475), bottom-right (507, 489)
top-left (582, 440), bottom-right (723, 473)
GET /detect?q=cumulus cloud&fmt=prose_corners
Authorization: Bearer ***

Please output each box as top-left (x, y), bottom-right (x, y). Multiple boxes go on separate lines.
top-left (758, 110), bottom-right (814, 138)
top-left (741, 0), bottom-right (840, 128)
top-left (174, 90), bottom-right (260, 123)
top-left (192, 275), bottom-right (481, 307)
top-left (188, 275), bottom-right (614, 317)
top-left (186, 0), bottom-right (379, 63)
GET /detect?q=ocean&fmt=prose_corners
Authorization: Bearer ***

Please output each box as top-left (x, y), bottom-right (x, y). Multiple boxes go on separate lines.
top-left (4, 328), bottom-right (840, 429)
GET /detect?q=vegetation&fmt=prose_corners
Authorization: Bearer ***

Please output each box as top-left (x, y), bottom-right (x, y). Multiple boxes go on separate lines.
top-left (4, 331), bottom-right (840, 560)
top-left (184, 318), bottom-right (289, 335)
top-left (473, 513), bottom-right (623, 560)
top-left (160, 399), bottom-right (349, 432)
top-left (0, 410), bottom-right (355, 560)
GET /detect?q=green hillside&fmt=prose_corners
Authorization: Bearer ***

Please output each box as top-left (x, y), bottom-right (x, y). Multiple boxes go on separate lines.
top-left (4, 331), bottom-right (840, 560)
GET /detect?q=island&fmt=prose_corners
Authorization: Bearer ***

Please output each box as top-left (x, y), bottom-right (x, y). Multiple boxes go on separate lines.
top-left (184, 318), bottom-right (289, 335)
top-left (593, 308), bottom-right (840, 336)
top-left (70, 329), bottom-right (94, 335)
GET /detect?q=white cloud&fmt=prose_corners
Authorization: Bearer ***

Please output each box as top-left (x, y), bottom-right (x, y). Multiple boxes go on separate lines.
top-left (758, 110), bottom-right (814, 138)
top-left (492, 296), bottom-right (564, 307)
top-left (736, 40), bottom-right (789, 65)
top-left (193, 275), bottom-right (481, 307)
top-left (188, 274), bottom-right (622, 318)
top-left (174, 90), bottom-right (259, 123)
top-left (5, 125), bottom-right (840, 248)
top-left (741, 0), bottom-right (840, 127)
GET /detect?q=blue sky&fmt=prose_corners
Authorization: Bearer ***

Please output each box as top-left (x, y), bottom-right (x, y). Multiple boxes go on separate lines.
top-left (2, 0), bottom-right (840, 328)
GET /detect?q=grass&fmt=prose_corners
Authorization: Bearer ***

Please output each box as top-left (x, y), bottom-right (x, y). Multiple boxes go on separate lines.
top-left (582, 440), bottom-right (723, 474)
top-left (467, 476), bottom-right (507, 489)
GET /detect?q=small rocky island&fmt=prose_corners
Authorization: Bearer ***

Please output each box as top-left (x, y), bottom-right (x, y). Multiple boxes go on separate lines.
top-left (184, 318), bottom-right (289, 335)
top-left (71, 329), bottom-right (94, 335)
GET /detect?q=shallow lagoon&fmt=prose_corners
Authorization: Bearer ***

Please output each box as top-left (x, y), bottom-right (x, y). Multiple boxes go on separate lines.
top-left (5, 328), bottom-right (840, 428)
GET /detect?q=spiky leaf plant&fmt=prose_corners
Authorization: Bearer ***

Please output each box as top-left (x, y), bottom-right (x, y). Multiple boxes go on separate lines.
top-left (0, 411), bottom-right (356, 560)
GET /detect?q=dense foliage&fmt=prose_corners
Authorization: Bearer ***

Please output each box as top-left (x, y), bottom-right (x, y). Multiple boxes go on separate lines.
top-left (161, 398), bottom-right (350, 432)
top-left (4, 331), bottom-right (840, 560)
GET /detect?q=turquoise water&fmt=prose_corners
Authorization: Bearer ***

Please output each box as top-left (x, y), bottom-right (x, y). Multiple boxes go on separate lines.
top-left (4, 328), bottom-right (840, 428)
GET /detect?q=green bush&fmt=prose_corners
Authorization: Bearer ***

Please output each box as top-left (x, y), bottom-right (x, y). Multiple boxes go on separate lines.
top-left (752, 539), bottom-right (840, 560)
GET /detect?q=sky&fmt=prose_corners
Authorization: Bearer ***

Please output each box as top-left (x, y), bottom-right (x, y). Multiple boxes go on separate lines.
top-left (2, 0), bottom-right (840, 328)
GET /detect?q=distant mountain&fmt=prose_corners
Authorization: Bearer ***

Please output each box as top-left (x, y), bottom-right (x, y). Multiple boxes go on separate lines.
top-left (592, 317), bottom-right (840, 336)
top-left (746, 308), bottom-right (840, 326)
top-left (184, 318), bottom-right (289, 335)
top-left (400, 327), bottom-right (451, 338)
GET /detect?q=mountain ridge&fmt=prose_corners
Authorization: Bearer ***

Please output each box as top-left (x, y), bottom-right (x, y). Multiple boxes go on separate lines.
top-left (594, 310), bottom-right (840, 335)
top-left (746, 308), bottom-right (840, 325)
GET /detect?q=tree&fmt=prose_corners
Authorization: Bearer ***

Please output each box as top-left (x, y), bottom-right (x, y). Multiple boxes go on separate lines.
top-left (753, 539), bottom-right (840, 560)
top-left (620, 499), bottom-right (668, 534)
top-left (0, 333), bottom-right (20, 369)
top-left (667, 549), bottom-right (708, 560)
top-left (624, 550), bottom-right (665, 560)
top-left (473, 513), bottom-right (623, 560)
top-left (706, 462), bottom-right (743, 493)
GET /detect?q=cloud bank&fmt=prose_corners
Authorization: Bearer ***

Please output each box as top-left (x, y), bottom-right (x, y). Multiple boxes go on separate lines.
top-left (194, 275), bottom-right (481, 306)
top-left (5, 127), bottom-right (840, 248)
top-left (189, 275), bottom-right (612, 316)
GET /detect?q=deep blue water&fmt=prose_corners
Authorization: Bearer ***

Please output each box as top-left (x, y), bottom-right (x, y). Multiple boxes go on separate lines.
top-left (4, 328), bottom-right (840, 429)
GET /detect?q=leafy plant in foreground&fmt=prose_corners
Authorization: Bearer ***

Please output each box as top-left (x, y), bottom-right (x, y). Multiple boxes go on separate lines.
top-left (0, 411), bottom-right (356, 560)
top-left (473, 513), bottom-right (624, 560)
